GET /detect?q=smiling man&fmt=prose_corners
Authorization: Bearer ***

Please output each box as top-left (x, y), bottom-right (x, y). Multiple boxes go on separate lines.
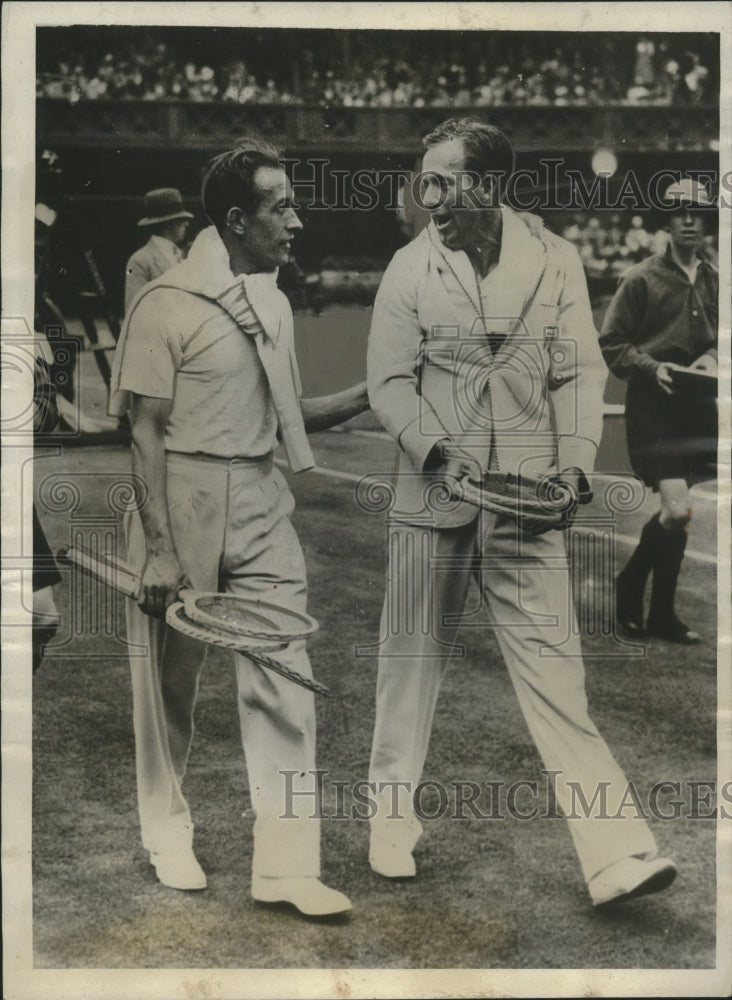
top-left (109, 138), bottom-right (366, 915)
top-left (366, 117), bottom-right (678, 908)
top-left (600, 178), bottom-right (718, 644)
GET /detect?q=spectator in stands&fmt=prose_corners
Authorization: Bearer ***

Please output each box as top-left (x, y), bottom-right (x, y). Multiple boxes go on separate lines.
top-left (124, 188), bottom-right (193, 311)
top-left (558, 212), bottom-right (665, 282)
top-left (624, 214), bottom-right (652, 258)
top-left (36, 31), bottom-right (718, 108)
top-left (675, 51), bottom-right (709, 104)
top-left (627, 36), bottom-right (657, 101)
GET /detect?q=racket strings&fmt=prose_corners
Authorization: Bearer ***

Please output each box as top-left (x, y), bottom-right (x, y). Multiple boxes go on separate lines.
top-left (466, 473), bottom-right (573, 515)
top-left (166, 603), bottom-right (329, 697)
top-left (192, 596), bottom-right (284, 632)
top-left (183, 593), bottom-right (318, 641)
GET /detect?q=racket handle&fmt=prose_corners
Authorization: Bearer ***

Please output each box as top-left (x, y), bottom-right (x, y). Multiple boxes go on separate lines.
top-left (57, 545), bottom-right (141, 599)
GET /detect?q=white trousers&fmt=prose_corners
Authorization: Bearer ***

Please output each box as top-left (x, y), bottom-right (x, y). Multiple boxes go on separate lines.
top-left (369, 514), bottom-right (658, 883)
top-left (124, 452), bottom-right (320, 879)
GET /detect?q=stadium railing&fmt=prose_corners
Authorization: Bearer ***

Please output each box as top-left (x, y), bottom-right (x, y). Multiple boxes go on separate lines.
top-left (36, 99), bottom-right (719, 153)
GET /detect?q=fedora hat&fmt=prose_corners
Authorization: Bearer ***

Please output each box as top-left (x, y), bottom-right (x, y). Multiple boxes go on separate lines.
top-left (138, 188), bottom-right (194, 227)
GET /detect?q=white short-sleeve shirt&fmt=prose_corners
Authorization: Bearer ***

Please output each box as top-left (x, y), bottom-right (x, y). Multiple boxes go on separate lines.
top-left (117, 285), bottom-right (278, 458)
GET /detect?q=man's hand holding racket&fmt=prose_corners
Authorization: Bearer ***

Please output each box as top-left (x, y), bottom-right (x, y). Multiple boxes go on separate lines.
top-left (139, 550), bottom-right (190, 619)
top-left (57, 546), bottom-right (328, 696)
top-left (425, 437), bottom-right (482, 501)
top-left (426, 438), bottom-right (591, 534)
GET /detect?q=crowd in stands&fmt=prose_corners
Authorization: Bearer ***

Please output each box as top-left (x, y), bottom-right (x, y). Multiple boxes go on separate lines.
top-left (37, 29), bottom-right (716, 107)
top-left (303, 211), bottom-right (716, 289)
top-left (549, 212), bottom-right (717, 282)
top-left (557, 213), bottom-right (667, 281)
top-left (301, 211), bottom-right (718, 313)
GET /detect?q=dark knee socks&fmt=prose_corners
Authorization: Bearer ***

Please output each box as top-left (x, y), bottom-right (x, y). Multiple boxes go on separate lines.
top-left (616, 511), bottom-right (692, 636)
top-left (647, 520), bottom-right (688, 632)
top-left (616, 512), bottom-right (661, 624)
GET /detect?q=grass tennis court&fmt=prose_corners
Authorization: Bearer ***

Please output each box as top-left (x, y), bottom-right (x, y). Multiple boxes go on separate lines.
top-left (31, 422), bottom-right (717, 970)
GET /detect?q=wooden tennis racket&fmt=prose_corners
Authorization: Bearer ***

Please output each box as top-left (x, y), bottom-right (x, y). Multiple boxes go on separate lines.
top-left (454, 470), bottom-right (582, 533)
top-left (57, 545), bottom-right (329, 697)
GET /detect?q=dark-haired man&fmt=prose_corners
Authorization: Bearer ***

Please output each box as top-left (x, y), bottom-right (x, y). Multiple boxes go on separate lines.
top-left (366, 117), bottom-right (677, 907)
top-left (110, 139), bottom-right (367, 915)
top-left (600, 178), bottom-right (718, 644)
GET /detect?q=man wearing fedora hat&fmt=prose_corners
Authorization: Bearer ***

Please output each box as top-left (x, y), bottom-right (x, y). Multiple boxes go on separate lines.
top-left (600, 177), bottom-right (718, 644)
top-left (124, 188), bottom-right (194, 311)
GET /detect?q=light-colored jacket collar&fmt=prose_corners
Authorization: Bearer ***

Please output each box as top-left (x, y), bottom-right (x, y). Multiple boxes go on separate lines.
top-left (427, 206), bottom-right (548, 322)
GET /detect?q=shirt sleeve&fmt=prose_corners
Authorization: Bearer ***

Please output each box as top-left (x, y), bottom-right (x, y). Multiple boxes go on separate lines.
top-left (367, 249), bottom-right (449, 472)
top-left (116, 289), bottom-right (183, 400)
top-left (598, 271), bottom-right (659, 381)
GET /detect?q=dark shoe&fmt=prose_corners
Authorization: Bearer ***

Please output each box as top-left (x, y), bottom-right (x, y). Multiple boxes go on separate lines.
top-left (646, 616), bottom-right (701, 644)
top-left (32, 615), bottom-right (60, 673)
top-left (615, 577), bottom-right (646, 637)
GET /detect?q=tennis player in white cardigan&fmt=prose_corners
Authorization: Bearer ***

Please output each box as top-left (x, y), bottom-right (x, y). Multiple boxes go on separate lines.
top-left (366, 117), bottom-right (677, 908)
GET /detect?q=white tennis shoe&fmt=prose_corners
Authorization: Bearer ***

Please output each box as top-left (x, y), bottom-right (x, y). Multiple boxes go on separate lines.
top-left (150, 848), bottom-right (207, 890)
top-left (588, 855), bottom-right (677, 907)
top-left (252, 876), bottom-right (352, 916)
top-left (369, 808), bottom-right (422, 878)
top-left (369, 840), bottom-right (417, 878)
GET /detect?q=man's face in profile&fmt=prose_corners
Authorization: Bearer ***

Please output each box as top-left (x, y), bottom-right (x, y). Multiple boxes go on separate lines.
top-left (239, 166), bottom-right (303, 271)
